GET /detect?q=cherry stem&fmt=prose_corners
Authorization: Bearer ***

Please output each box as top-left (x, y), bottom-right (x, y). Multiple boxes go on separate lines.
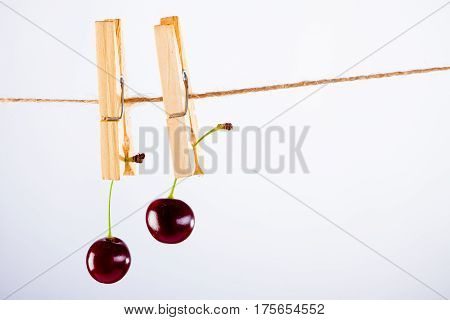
top-left (167, 123), bottom-right (233, 199)
top-left (168, 178), bottom-right (177, 199)
top-left (193, 123), bottom-right (232, 148)
top-left (107, 180), bottom-right (114, 238)
top-left (193, 127), bottom-right (217, 148)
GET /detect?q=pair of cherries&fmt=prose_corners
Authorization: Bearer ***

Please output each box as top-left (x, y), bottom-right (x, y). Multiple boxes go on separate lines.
top-left (86, 198), bottom-right (194, 284)
top-left (86, 123), bottom-right (232, 284)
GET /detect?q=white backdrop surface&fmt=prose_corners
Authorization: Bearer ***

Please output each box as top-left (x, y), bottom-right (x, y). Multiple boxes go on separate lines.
top-left (0, 0), bottom-right (449, 299)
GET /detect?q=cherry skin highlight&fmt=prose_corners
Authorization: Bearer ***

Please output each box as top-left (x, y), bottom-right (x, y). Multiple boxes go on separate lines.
top-left (146, 198), bottom-right (195, 244)
top-left (86, 237), bottom-right (131, 284)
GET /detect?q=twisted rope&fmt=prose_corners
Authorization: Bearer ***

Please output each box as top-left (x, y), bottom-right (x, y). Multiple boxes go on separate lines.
top-left (1, 66), bottom-right (449, 105)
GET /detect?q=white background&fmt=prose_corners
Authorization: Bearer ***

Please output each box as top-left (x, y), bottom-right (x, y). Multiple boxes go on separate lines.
top-left (0, 0), bottom-right (450, 299)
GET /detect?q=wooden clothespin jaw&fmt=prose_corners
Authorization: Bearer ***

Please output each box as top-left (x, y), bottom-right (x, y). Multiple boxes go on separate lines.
top-left (96, 19), bottom-right (142, 180)
top-left (154, 16), bottom-right (202, 178)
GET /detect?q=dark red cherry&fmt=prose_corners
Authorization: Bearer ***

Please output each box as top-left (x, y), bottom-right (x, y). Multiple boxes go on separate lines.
top-left (146, 198), bottom-right (195, 244)
top-left (86, 237), bottom-right (131, 284)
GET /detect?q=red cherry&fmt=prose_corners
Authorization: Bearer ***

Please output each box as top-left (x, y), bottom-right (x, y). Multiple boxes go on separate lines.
top-left (86, 237), bottom-right (131, 284)
top-left (146, 198), bottom-right (195, 244)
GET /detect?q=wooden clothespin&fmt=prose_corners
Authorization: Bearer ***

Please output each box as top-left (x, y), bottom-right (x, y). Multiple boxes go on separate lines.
top-left (96, 19), bottom-right (138, 180)
top-left (154, 16), bottom-right (202, 178)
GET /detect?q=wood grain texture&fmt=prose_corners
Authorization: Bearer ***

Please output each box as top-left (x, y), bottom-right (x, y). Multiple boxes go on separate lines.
top-left (160, 17), bottom-right (201, 170)
top-left (155, 24), bottom-right (193, 178)
top-left (96, 19), bottom-right (135, 180)
top-left (155, 17), bottom-right (202, 178)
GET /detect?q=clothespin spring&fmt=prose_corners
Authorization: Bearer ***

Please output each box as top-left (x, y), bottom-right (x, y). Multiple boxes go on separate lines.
top-left (101, 76), bottom-right (125, 121)
top-left (168, 70), bottom-right (189, 119)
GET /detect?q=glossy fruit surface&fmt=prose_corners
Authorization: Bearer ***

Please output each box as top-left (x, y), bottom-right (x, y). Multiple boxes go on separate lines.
top-left (86, 237), bottom-right (131, 284)
top-left (146, 198), bottom-right (195, 244)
